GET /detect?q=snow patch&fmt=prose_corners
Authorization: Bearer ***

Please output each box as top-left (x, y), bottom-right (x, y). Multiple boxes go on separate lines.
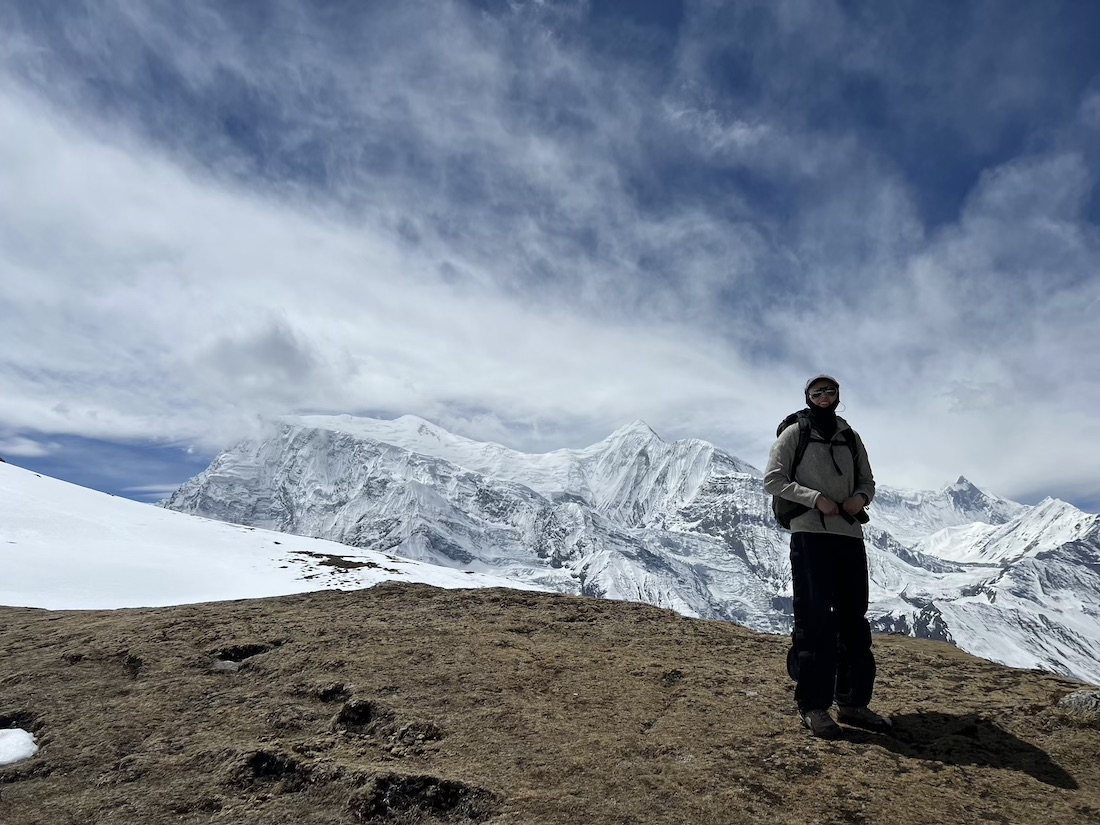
top-left (0, 729), bottom-right (38, 766)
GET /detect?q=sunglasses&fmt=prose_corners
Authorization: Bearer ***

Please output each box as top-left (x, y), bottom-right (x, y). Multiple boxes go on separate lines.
top-left (809, 387), bottom-right (838, 399)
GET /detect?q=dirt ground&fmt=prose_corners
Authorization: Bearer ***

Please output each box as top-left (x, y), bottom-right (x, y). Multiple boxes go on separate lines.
top-left (1, 583), bottom-right (1098, 825)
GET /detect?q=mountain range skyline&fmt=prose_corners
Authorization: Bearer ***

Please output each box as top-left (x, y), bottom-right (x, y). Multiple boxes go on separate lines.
top-left (7, 410), bottom-right (1099, 516)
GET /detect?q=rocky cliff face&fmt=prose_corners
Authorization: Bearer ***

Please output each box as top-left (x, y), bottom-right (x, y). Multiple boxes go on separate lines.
top-left (163, 414), bottom-right (1100, 685)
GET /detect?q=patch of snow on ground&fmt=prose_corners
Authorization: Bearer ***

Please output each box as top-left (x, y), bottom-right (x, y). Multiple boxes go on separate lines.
top-left (0, 729), bottom-right (37, 766)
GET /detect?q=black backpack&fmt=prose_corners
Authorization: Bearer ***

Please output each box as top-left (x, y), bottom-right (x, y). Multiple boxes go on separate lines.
top-left (770, 410), bottom-right (863, 529)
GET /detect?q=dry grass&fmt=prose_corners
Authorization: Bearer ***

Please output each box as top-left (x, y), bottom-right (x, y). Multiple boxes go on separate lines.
top-left (2, 583), bottom-right (1098, 824)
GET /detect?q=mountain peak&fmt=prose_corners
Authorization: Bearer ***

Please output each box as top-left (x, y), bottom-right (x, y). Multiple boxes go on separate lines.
top-left (1032, 496), bottom-right (1079, 516)
top-left (610, 420), bottom-right (660, 440)
top-left (393, 414), bottom-right (439, 429)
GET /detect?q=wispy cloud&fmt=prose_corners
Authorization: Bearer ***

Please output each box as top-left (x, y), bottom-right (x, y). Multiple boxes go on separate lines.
top-left (121, 483), bottom-right (185, 502)
top-left (0, 0), bottom-right (1097, 510)
top-left (0, 436), bottom-right (59, 458)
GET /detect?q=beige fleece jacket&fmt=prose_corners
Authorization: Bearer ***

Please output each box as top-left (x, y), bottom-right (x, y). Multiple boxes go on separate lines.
top-left (763, 414), bottom-right (876, 537)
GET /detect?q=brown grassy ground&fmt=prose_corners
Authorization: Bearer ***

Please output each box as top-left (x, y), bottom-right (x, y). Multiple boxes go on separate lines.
top-left (1, 583), bottom-right (1097, 825)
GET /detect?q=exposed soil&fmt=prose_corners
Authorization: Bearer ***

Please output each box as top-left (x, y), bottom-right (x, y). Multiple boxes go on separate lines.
top-left (1, 583), bottom-right (1097, 824)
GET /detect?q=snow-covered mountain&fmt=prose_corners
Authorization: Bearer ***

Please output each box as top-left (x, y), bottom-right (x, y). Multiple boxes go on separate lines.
top-left (0, 461), bottom-right (541, 610)
top-left (162, 414), bottom-right (1100, 685)
top-left (161, 416), bottom-right (770, 620)
top-left (868, 476), bottom-right (1026, 547)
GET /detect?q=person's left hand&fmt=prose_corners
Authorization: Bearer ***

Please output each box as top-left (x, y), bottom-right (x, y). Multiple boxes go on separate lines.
top-left (842, 496), bottom-right (866, 517)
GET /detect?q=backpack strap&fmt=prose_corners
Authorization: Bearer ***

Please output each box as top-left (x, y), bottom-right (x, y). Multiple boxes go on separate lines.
top-left (792, 413), bottom-right (813, 476)
top-left (777, 411), bottom-right (814, 478)
top-left (804, 427), bottom-right (861, 475)
top-left (841, 428), bottom-right (860, 468)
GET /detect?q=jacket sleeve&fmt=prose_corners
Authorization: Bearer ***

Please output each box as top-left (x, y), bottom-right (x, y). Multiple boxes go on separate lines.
top-left (763, 426), bottom-right (821, 509)
top-left (853, 431), bottom-right (876, 504)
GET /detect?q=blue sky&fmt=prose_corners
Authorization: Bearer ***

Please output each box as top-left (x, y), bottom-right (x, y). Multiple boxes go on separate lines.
top-left (1, 0), bottom-right (1098, 511)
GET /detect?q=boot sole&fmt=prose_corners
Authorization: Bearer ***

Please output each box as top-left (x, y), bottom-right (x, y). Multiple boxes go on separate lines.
top-left (836, 715), bottom-right (893, 733)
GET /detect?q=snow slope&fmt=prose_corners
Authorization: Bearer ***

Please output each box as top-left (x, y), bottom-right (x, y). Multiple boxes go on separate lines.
top-left (0, 462), bottom-right (541, 610)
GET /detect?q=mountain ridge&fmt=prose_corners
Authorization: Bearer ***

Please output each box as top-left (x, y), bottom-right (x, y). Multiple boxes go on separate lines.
top-left (160, 414), bottom-right (1100, 685)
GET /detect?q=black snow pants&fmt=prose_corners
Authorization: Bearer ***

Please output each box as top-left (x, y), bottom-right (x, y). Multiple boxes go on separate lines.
top-left (789, 531), bottom-right (876, 712)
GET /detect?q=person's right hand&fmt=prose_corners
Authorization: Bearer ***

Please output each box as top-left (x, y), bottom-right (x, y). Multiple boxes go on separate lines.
top-left (842, 496), bottom-right (866, 517)
top-left (815, 495), bottom-right (839, 516)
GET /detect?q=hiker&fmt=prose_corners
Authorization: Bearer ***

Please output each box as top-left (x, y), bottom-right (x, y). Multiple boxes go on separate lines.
top-left (764, 374), bottom-right (892, 738)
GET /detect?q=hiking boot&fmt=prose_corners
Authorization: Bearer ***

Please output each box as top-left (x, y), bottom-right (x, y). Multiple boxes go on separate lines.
top-left (800, 708), bottom-right (842, 739)
top-left (836, 705), bottom-right (893, 732)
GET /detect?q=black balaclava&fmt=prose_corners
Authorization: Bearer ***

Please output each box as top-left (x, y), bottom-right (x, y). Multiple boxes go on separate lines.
top-left (806, 386), bottom-right (840, 440)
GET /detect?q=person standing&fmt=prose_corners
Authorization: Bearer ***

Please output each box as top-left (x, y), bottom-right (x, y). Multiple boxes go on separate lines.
top-left (764, 374), bottom-right (892, 738)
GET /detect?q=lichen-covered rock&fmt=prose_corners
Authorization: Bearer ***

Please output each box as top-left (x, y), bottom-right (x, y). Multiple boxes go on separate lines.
top-left (1057, 690), bottom-right (1100, 723)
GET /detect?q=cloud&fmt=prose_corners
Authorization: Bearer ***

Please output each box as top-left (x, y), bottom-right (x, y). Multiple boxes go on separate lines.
top-left (0, 79), bottom-right (766, 440)
top-left (1082, 92), bottom-right (1100, 132)
top-left (0, 437), bottom-right (59, 458)
top-left (0, 1), bottom-right (1098, 510)
top-left (121, 483), bottom-right (187, 502)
